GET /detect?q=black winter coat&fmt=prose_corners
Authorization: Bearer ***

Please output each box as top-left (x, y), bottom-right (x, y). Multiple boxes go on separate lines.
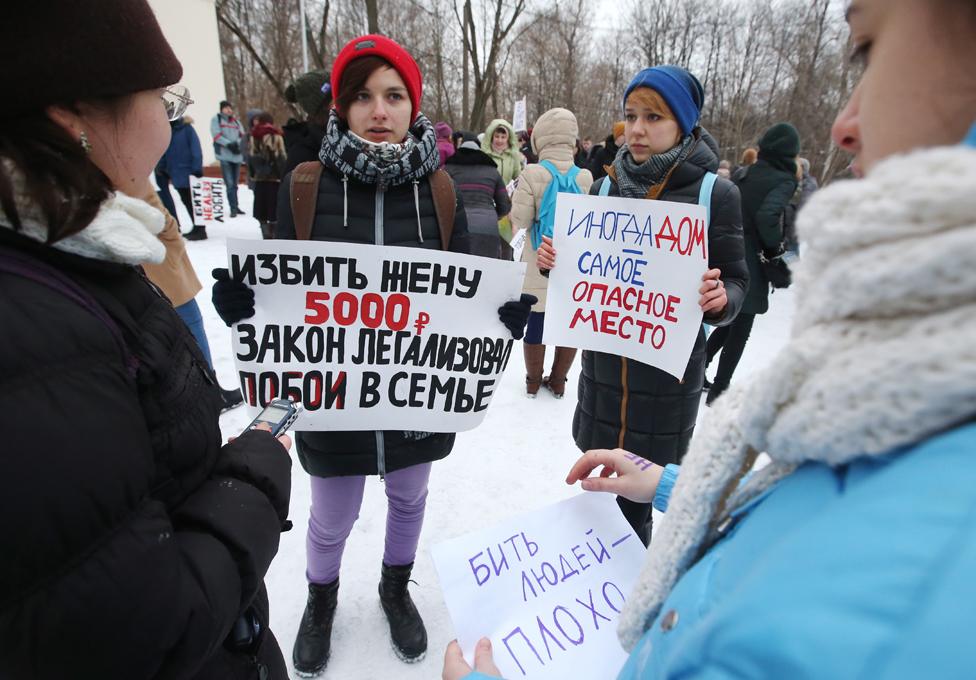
top-left (445, 147), bottom-right (511, 259)
top-left (282, 119), bottom-right (326, 175)
top-left (587, 134), bottom-right (619, 181)
top-left (572, 134), bottom-right (748, 465)
top-left (0, 229), bottom-right (291, 679)
top-left (735, 159), bottom-right (798, 315)
top-left (275, 164), bottom-right (471, 478)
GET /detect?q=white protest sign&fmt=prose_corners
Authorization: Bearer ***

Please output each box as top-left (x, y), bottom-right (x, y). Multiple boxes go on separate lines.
top-left (542, 193), bottom-right (708, 378)
top-left (226, 239), bottom-right (526, 432)
top-left (189, 176), bottom-right (227, 226)
top-left (513, 97), bottom-right (527, 133)
top-left (432, 492), bottom-right (645, 680)
top-left (510, 228), bottom-right (528, 264)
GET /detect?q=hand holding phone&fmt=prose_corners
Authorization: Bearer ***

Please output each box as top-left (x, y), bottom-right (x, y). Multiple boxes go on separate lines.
top-left (243, 398), bottom-right (302, 438)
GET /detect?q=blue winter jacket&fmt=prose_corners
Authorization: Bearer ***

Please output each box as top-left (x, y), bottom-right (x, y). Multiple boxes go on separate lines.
top-left (159, 119), bottom-right (203, 189)
top-left (465, 421), bottom-right (976, 680)
top-left (210, 113), bottom-right (245, 163)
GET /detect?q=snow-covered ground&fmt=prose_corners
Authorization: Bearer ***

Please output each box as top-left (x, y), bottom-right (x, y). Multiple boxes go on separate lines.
top-left (174, 186), bottom-right (795, 678)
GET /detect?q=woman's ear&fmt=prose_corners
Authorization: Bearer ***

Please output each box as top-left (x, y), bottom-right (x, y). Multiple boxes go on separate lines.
top-left (45, 105), bottom-right (83, 142)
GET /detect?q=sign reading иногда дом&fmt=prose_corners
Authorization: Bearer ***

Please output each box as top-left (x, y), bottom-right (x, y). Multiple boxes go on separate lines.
top-left (226, 238), bottom-right (526, 432)
top-left (542, 193), bottom-right (709, 378)
top-left (433, 492), bottom-right (645, 679)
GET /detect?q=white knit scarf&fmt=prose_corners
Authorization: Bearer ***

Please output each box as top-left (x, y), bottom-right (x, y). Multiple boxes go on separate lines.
top-left (0, 166), bottom-right (166, 265)
top-left (617, 144), bottom-right (976, 650)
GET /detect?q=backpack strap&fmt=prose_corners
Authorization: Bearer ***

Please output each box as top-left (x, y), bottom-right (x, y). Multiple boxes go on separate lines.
top-left (289, 161), bottom-right (324, 241)
top-left (598, 177), bottom-right (612, 196)
top-left (428, 168), bottom-right (456, 251)
top-left (0, 245), bottom-right (138, 378)
top-left (698, 171), bottom-right (718, 227)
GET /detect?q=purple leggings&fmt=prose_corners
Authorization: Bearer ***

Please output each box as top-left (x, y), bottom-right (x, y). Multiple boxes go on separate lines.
top-left (306, 462), bottom-right (432, 585)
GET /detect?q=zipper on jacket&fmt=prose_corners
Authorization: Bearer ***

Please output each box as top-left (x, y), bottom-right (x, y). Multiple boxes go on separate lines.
top-left (374, 187), bottom-right (386, 479)
top-left (617, 357), bottom-right (629, 449)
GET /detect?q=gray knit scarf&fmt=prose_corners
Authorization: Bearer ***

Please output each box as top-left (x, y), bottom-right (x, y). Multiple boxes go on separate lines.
top-left (318, 109), bottom-right (440, 190)
top-left (612, 135), bottom-right (695, 198)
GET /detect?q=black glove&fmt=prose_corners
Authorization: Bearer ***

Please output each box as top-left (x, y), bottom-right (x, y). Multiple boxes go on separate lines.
top-left (227, 142), bottom-right (241, 155)
top-left (212, 268), bottom-right (255, 326)
top-left (191, 168), bottom-right (203, 178)
top-left (498, 294), bottom-right (538, 340)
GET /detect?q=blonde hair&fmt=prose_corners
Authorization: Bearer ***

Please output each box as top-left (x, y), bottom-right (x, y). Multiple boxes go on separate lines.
top-left (740, 147), bottom-right (758, 165)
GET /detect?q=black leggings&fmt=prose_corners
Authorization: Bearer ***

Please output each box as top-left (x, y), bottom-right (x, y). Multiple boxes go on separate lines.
top-left (175, 187), bottom-right (194, 224)
top-left (706, 312), bottom-right (756, 388)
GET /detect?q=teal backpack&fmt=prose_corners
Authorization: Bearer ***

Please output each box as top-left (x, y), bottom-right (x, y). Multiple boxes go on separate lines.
top-left (531, 160), bottom-right (582, 250)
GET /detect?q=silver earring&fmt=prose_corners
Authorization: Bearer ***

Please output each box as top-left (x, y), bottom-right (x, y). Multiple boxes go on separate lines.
top-left (80, 131), bottom-right (92, 154)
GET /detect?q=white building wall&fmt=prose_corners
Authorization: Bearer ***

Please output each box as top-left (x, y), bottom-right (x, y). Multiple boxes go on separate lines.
top-left (149, 0), bottom-right (227, 165)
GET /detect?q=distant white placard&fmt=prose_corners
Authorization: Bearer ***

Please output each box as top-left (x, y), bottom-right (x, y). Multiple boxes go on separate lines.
top-left (189, 176), bottom-right (227, 226)
top-left (542, 193), bottom-right (708, 378)
top-left (432, 493), bottom-right (645, 680)
top-left (510, 228), bottom-right (528, 264)
top-left (226, 239), bottom-right (526, 431)
top-left (513, 97), bottom-right (527, 133)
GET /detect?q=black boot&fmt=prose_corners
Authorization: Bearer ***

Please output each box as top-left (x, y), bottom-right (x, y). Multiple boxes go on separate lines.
top-left (292, 579), bottom-right (339, 678)
top-left (378, 562), bottom-right (427, 663)
top-left (184, 225), bottom-right (208, 241)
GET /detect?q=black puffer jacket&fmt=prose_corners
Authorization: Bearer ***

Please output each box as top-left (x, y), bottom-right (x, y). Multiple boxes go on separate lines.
top-left (275, 162), bottom-right (470, 478)
top-left (572, 132), bottom-right (748, 465)
top-left (0, 229), bottom-right (291, 679)
top-left (282, 119), bottom-right (326, 175)
top-left (444, 147), bottom-right (511, 259)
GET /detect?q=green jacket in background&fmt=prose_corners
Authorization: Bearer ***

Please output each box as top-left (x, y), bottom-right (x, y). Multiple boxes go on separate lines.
top-left (734, 123), bottom-right (799, 315)
top-left (481, 118), bottom-right (523, 184)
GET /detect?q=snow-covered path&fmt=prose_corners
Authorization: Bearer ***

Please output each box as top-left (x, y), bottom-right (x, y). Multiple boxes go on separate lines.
top-left (178, 186), bottom-right (794, 679)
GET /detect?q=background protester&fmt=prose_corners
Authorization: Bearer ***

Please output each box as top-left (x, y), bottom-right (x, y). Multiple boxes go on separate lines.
top-left (211, 35), bottom-right (534, 677)
top-left (705, 122), bottom-right (799, 404)
top-left (509, 107), bottom-right (593, 397)
top-left (481, 118), bottom-right (523, 184)
top-left (436, 121), bottom-right (456, 167)
top-left (156, 115), bottom-right (205, 238)
top-left (783, 156), bottom-right (820, 253)
top-left (732, 146), bottom-right (758, 179)
top-left (247, 112), bottom-right (287, 239)
top-left (588, 120), bottom-right (625, 180)
top-left (537, 66), bottom-right (747, 544)
top-left (211, 99), bottom-right (246, 217)
top-left (445, 133), bottom-right (512, 258)
top-left (283, 69), bottom-right (333, 174)
top-left (518, 129), bottom-right (537, 164)
top-left (0, 2), bottom-right (292, 677)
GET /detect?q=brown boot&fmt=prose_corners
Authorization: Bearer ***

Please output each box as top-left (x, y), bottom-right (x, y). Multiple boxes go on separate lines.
top-left (543, 346), bottom-right (578, 398)
top-left (524, 343), bottom-right (546, 398)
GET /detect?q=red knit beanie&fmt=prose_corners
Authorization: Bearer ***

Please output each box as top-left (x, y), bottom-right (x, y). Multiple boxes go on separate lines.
top-left (1, 0), bottom-right (182, 117)
top-left (331, 35), bottom-right (423, 123)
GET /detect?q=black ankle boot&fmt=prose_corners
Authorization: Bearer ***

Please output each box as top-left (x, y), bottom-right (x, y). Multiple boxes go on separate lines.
top-left (378, 562), bottom-right (427, 663)
top-left (292, 579), bottom-right (339, 678)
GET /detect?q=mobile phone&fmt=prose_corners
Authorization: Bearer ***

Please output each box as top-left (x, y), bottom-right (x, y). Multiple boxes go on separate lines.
top-left (244, 398), bottom-right (302, 437)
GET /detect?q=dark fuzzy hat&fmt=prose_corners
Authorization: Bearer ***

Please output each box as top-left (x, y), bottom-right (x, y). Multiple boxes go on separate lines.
top-left (1, 0), bottom-right (182, 117)
top-left (758, 122), bottom-right (801, 159)
top-left (285, 70), bottom-right (332, 118)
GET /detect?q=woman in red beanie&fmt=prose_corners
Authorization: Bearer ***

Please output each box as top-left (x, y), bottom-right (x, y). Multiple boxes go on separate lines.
top-left (212, 34), bottom-right (534, 676)
top-left (0, 1), bottom-right (293, 679)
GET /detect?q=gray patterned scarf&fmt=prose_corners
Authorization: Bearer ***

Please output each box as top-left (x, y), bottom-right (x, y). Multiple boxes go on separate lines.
top-left (612, 135), bottom-right (696, 198)
top-left (318, 109), bottom-right (440, 189)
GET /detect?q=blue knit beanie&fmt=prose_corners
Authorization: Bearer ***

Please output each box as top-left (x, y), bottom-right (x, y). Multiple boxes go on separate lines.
top-left (623, 66), bottom-right (704, 136)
